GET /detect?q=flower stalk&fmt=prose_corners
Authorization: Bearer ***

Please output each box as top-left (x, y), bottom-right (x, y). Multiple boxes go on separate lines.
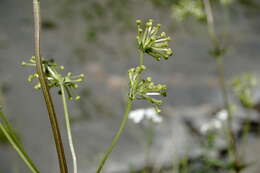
top-left (60, 83), bottom-right (78, 173)
top-left (203, 0), bottom-right (240, 172)
top-left (96, 19), bottom-right (172, 173)
top-left (96, 99), bottom-right (133, 173)
top-left (32, 0), bottom-right (68, 173)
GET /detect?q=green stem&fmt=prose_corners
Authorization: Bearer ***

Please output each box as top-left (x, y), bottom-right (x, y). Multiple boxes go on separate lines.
top-left (139, 50), bottom-right (144, 66)
top-left (96, 99), bottom-right (133, 173)
top-left (241, 109), bottom-right (251, 155)
top-left (96, 32), bottom-right (144, 173)
top-left (203, 0), bottom-right (240, 172)
top-left (215, 42), bottom-right (240, 173)
top-left (33, 1), bottom-right (68, 173)
top-left (144, 122), bottom-right (154, 169)
top-left (60, 83), bottom-right (78, 173)
top-left (0, 123), bottom-right (39, 173)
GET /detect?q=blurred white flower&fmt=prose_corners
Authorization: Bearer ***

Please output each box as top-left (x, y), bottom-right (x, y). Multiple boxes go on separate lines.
top-left (129, 109), bottom-right (145, 123)
top-left (200, 109), bottom-right (228, 135)
top-left (200, 120), bottom-right (222, 135)
top-left (129, 108), bottom-right (163, 124)
top-left (216, 109), bottom-right (228, 121)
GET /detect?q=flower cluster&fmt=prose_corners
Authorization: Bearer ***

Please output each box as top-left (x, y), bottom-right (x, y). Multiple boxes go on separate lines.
top-left (172, 0), bottom-right (206, 22)
top-left (231, 73), bottom-right (257, 108)
top-left (136, 19), bottom-right (173, 61)
top-left (22, 56), bottom-right (84, 100)
top-left (129, 108), bottom-right (163, 124)
top-left (128, 65), bottom-right (167, 113)
top-left (200, 109), bottom-right (228, 135)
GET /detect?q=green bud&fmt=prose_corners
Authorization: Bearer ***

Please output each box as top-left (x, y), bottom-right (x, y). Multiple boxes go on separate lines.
top-left (136, 19), bottom-right (142, 25)
top-left (34, 83), bottom-right (41, 90)
top-left (60, 66), bottom-right (65, 70)
top-left (146, 77), bottom-right (152, 82)
top-left (21, 61), bottom-right (27, 66)
top-left (155, 107), bottom-right (161, 113)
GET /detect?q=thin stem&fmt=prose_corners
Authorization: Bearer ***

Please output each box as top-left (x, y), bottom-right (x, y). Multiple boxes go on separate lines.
top-left (32, 1), bottom-right (68, 173)
top-left (241, 109), bottom-right (251, 155)
top-left (203, 0), bottom-right (240, 172)
top-left (60, 83), bottom-right (78, 173)
top-left (203, 0), bottom-right (218, 47)
top-left (144, 122), bottom-right (154, 169)
top-left (96, 99), bottom-right (133, 173)
top-left (216, 58), bottom-right (240, 172)
top-left (0, 123), bottom-right (39, 173)
top-left (139, 50), bottom-right (144, 66)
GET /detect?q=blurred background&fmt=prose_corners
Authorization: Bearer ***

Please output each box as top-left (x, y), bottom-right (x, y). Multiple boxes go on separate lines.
top-left (0, 0), bottom-right (260, 172)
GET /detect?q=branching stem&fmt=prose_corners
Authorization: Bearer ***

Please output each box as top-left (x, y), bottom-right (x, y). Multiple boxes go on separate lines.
top-left (32, 1), bottom-right (68, 173)
top-left (96, 99), bottom-right (133, 173)
top-left (96, 46), bottom-right (145, 173)
top-left (60, 83), bottom-right (78, 173)
top-left (203, 0), bottom-right (240, 172)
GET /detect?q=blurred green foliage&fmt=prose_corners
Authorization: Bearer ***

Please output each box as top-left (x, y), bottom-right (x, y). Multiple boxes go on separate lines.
top-left (0, 127), bottom-right (8, 144)
top-left (172, 0), bottom-right (206, 22)
top-left (231, 73), bottom-right (257, 108)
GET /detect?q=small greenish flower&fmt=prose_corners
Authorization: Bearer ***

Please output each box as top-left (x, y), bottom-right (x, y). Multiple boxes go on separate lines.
top-left (172, 0), bottom-right (206, 22)
top-left (136, 19), bottom-right (173, 61)
top-left (22, 56), bottom-right (84, 100)
top-left (128, 65), bottom-right (167, 112)
top-left (231, 73), bottom-right (257, 108)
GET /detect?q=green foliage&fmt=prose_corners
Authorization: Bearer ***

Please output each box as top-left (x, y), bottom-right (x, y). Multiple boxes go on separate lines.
top-left (0, 127), bottom-right (8, 144)
top-left (172, 0), bottom-right (206, 22)
top-left (231, 73), bottom-right (257, 108)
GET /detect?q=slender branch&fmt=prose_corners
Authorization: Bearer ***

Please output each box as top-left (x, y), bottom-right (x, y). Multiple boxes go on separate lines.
top-left (0, 112), bottom-right (40, 173)
top-left (96, 44), bottom-right (146, 173)
top-left (241, 109), bottom-right (251, 155)
top-left (96, 99), bottom-right (133, 173)
top-left (60, 83), bottom-right (78, 173)
top-left (203, 0), bottom-right (240, 172)
top-left (32, 1), bottom-right (68, 173)
top-left (0, 124), bottom-right (37, 173)
top-left (203, 0), bottom-right (218, 46)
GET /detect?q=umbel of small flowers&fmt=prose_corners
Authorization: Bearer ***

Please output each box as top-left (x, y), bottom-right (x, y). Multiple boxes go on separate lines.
top-left (22, 56), bottom-right (84, 173)
top-left (22, 56), bottom-right (84, 100)
top-left (96, 19), bottom-right (173, 173)
top-left (129, 19), bottom-right (172, 113)
top-left (136, 19), bottom-right (173, 61)
top-left (128, 66), bottom-right (167, 113)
